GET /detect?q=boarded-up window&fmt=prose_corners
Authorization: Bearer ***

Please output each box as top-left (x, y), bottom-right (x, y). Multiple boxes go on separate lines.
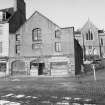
top-left (51, 62), bottom-right (67, 69)
top-left (32, 43), bottom-right (41, 49)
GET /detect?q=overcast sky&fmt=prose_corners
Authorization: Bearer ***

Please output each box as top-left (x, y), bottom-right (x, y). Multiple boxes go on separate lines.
top-left (0, 0), bottom-right (105, 29)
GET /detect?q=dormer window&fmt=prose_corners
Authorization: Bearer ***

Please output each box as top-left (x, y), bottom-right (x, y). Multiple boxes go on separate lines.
top-left (3, 12), bottom-right (6, 20)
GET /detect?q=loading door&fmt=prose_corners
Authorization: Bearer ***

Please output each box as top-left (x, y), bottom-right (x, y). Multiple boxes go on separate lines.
top-left (50, 62), bottom-right (68, 76)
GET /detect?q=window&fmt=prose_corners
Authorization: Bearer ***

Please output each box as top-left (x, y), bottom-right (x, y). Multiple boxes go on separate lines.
top-left (16, 45), bottom-right (20, 54)
top-left (86, 30), bottom-right (93, 40)
top-left (2, 12), bottom-right (6, 20)
top-left (86, 33), bottom-right (88, 40)
top-left (0, 42), bottom-right (2, 53)
top-left (55, 30), bottom-right (61, 38)
top-left (55, 42), bottom-right (61, 52)
top-left (16, 34), bottom-right (20, 41)
top-left (32, 28), bottom-right (41, 41)
top-left (90, 32), bottom-right (93, 40)
top-left (32, 43), bottom-right (41, 49)
top-left (89, 46), bottom-right (92, 49)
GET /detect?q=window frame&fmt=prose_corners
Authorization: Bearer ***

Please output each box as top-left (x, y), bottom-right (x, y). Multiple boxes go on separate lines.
top-left (86, 30), bottom-right (93, 40)
top-left (55, 42), bottom-right (61, 52)
top-left (32, 28), bottom-right (41, 41)
top-left (32, 43), bottom-right (41, 50)
top-left (16, 45), bottom-right (20, 54)
top-left (16, 34), bottom-right (20, 41)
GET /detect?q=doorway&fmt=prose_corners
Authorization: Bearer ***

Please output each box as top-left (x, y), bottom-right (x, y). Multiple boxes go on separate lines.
top-left (38, 63), bottom-right (45, 75)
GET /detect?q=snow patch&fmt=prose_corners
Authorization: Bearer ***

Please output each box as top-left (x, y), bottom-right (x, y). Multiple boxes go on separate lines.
top-left (15, 94), bottom-right (25, 98)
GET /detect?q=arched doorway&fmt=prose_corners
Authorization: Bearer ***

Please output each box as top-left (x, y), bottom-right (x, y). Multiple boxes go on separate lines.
top-left (11, 60), bottom-right (25, 75)
top-left (30, 59), bottom-right (45, 76)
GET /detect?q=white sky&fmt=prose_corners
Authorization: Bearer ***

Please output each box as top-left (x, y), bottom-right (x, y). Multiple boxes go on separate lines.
top-left (0, 0), bottom-right (105, 29)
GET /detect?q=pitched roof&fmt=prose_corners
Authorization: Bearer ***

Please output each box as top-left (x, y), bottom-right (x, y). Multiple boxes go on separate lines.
top-left (81, 19), bottom-right (98, 31)
top-left (27, 10), bottom-right (60, 28)
top-left (0, 7), bottom-right (15, 23)
top-left (0, 7), bottom-right (14, 15)
top-left (16, 10), bottom-right (61, 33)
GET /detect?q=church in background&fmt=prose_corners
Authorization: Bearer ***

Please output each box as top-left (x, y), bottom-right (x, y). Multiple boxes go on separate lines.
top-left (74, 19), bottom-right (105, 61)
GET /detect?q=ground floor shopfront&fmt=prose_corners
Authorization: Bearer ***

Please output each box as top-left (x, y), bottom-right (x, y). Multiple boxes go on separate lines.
top-left (1, 55), bottom-right (75, 77)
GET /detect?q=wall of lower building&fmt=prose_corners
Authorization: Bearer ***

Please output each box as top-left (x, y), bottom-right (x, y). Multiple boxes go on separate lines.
top-left (0, 23), bottom-right (9, 77)
top-left (61, 27), bottom-right (75, 75)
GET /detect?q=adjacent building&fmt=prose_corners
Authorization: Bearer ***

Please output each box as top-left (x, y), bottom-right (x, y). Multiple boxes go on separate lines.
top-left (0, 0), bottom-right (26, 76)
top-left (75, 19), bottom-right (105, 61)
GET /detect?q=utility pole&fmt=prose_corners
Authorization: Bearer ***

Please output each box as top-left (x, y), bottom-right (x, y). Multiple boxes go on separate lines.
top-left (92, 64), bottom-right (96, 81)
top-left (82, 33), bottom-right (85, 61)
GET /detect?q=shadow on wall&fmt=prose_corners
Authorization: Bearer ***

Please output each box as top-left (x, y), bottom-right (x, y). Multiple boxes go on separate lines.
top-left (74, 39), bottom-right (83, 75)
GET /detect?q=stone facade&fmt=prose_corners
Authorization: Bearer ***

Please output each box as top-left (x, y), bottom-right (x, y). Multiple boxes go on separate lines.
top-left (75, 19), bottom-right (105, 61)
top-left (12, 11), bottom-right (77, 76)
top-left (0, 0), bottom-right (83, 77)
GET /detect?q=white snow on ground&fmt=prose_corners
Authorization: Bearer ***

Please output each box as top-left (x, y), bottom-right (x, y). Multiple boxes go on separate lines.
top-left (8, 102), bottom-right (21, 105)
top-left (0, 100), bottom-right (10, 105)
top-left (2, 93), bottom-right (14, 97)
top-left (56, 101), bottom-right (69, 105)
top-left (25, 96), bottom-right (32, 98)
top-left (83, 99), bottom-right (92, 102)
top-left (1, 93), bottom-right (96, 105)
top-left (62, 97), bottom-right (72, 100)
top-left (11, 79), bottom-right (20, 81)
top-left (32, 96), bottom-right (38, 99)
top-left (15, 94), bottom-right (25, 98)
top-left (0, 100), bottom-right (21, 105)
top-left (74, 97), bottom-right (82, 101)
top-left (41, 100), bottom-right (51, 104)
top-left (72, 103), bottom-right (81, 105)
